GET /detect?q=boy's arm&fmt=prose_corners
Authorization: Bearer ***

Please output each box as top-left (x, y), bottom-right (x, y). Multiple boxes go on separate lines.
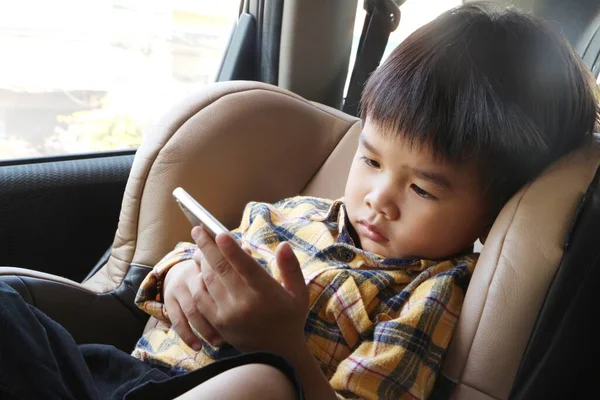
top-left (135, 241), bottom-right (196, 324)
top-left (329, 268), bottom-right (469, 400)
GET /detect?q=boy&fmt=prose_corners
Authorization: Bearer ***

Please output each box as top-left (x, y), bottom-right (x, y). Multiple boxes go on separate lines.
top-left (0, 3), bottom-right (597, 400)
top-left (131, 3), bottom-right (598, 399)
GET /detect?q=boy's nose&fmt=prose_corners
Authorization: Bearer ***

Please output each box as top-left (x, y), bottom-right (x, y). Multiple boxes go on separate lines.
top-left (364, 190), bottom-right (400, 220)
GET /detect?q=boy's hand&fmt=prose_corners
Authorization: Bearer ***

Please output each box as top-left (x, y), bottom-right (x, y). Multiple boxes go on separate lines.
top-left (191, 226), bottom-right (309, 358)
top-left (163, 258), bottom-right (222, 351)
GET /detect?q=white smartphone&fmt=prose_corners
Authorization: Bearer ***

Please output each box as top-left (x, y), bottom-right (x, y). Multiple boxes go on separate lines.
top-left (172, 187), bottom-right (229, 239)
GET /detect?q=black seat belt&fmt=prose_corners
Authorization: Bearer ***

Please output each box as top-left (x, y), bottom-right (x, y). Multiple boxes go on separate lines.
top-left (342, 0), bottom-right (402, 117)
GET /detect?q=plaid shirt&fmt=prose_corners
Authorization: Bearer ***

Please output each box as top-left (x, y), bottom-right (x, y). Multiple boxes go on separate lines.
top-left (132, 196), bottom-right (476, 399)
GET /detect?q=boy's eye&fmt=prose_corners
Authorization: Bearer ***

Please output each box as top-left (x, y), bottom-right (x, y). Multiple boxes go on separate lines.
top-left (361, 156), bottom-right (380, 168)
top-left (411, 184), bottom-right (437, 200)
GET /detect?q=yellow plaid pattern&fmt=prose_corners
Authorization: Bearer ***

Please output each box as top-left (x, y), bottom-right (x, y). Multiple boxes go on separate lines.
top-left (132, 196), bottom-right (477, 399)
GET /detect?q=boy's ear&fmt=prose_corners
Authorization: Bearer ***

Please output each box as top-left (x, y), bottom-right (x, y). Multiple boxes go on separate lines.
top-left (479, 226), bottom-right (492, 245)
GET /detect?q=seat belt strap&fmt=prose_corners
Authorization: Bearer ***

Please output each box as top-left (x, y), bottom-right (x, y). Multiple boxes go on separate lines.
top-left (342, 0), bottom-right (401, 117)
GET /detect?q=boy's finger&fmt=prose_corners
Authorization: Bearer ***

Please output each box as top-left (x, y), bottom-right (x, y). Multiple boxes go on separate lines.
top-left (188, 276), bottom-right (222, 347)
top-left (275, 242), bottom-right (307, 302)
top-left (241, 244), bottom-right (253, 256)
top-left (193, 248), bottom-right (204, 271)
top-left (187, 310), bottom-right (222, 348)
top-left (165, 294), bottom-right (202, 351)
top-left (192, 226), bottom-right (241, 297)
top-left (193, 273), bottom-right (223, 328)
top-left (216, 232), bottom-right (269, 286)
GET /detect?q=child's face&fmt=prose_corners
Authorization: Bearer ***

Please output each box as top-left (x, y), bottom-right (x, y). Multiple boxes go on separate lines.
top-left (344, 119), bottom-right (491, 260)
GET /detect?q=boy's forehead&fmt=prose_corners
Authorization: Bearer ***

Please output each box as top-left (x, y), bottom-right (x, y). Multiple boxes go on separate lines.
top-left (361, 118), bottom-right (484, 187)
top-left (361, 119), bottom-right (438, 160)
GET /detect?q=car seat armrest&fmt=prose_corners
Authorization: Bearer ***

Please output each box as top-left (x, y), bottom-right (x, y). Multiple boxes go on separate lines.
top-left (0, 266), bottom-right (150, 353)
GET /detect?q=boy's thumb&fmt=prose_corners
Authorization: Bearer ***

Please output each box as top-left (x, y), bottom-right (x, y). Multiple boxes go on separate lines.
top-left (275, 242), bottom-right (307, 301)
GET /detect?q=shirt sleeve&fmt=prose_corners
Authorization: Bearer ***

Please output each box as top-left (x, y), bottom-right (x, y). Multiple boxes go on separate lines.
top-left (134, 241), bottom-right (196, 324)
top-left (329, 264), bottom-right (469, 400)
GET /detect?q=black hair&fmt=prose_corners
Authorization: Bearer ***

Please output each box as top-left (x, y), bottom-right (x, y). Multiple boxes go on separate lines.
top-left (361, 1), bottom-right (599, 213)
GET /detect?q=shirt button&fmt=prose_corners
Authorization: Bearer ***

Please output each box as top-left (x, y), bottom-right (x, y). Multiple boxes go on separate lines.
top-left (338, 248), bottom-right (355, 263)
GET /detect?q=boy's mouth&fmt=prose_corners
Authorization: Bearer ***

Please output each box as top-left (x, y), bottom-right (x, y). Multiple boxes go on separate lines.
top-left (357, 221), bottom-right (388, 243)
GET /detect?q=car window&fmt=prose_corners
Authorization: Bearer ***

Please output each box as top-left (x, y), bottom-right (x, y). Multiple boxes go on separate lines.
top-left (344, 0), bottom-right (462, 96)
top-left (0, 0), bottom-right (239, 161)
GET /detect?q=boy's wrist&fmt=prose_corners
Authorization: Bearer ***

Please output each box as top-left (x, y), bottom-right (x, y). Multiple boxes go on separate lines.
top-left (282, 340), bottom-right (337, 400)
top-left (276, 333), bottom-right (309, 362)
top-left (160, 259), bottom-right (192, 301)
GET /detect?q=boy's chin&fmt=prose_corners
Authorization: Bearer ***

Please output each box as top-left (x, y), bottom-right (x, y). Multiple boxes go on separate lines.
top-left (360, 239), bottom-right (395, 259)
top-left (360, 238), bottom-right (420, 260)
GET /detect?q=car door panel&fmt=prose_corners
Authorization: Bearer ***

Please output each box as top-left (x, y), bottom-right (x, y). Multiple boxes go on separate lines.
top-left (0, 153), bottom-right (133, 282)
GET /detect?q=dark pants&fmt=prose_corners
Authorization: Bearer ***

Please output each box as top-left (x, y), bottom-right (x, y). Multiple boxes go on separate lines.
top-left (0, 282), bottom-right (302, 400)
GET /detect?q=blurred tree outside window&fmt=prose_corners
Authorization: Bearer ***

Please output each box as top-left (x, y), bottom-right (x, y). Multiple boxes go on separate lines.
top-left (0, 0), bottom-right (239, 160)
